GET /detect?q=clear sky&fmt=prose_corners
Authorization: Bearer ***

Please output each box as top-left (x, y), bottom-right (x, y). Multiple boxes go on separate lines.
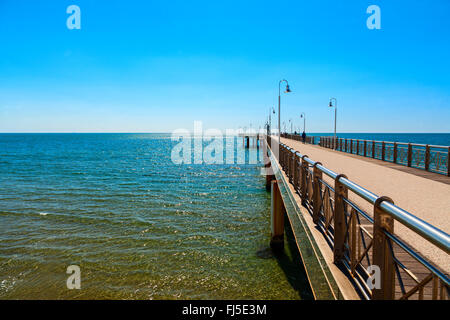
top-left (0, 0), bottom-right (449, 133)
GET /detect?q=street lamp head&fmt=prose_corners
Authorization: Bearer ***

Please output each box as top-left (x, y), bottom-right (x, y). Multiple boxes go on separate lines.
top-left (285, 84), bottom-right (291, 93)
top-left (329, 100), bottom-right (333, 107)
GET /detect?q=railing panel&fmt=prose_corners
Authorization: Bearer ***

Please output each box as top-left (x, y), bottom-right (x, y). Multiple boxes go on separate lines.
top-left (281, 135), bottom-right (449, 176)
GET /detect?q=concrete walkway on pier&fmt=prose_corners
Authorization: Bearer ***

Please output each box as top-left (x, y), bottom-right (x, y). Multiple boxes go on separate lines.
top-left (279, 137), bottom-right (450, 272)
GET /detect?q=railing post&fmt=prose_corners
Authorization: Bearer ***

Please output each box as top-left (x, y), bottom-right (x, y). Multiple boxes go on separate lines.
top-left (333, 174), bottom-right (348, 263)
top-left (290, 151), bottom-right (296, 183)
top-left (425, 145), bottom-right (430, 171)
top-left (312, 162), bottom-right (323, 224)
top-left (293, 153), bottom-right (300, 191)
top-left (270, 180), bottom-right (285, 251)
top-left (393, 143), bottom-right (397, 164)
top-left (356, 140), bottom-right (359, 155)
top-left (372, 141), bottom-right (375, 159)
top-left (407, 143), bottom-right (412, 167)
top-left (447, 147), bottom-right (450, 177)
top-left (364, 140), bottom-right (367, 157)
top-left (287, 150), bottom-right (291, 181)
top-left (345, 139), bottom-right (347, 152)
top-left (350, 139), bottom-right (353, 154)
top-left (382, 141), bottom-right (386, 161)
top-left (300, 155), bottom-right (309, 203)
top-left (372, 196), bottom-right (395, 300)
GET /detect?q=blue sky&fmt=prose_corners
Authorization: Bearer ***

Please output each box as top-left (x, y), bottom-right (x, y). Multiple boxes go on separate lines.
top-left (0, 0), bottom-right (449, 133)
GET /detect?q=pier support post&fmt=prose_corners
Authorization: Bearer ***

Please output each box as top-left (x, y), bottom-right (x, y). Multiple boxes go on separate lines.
top-left (333, 174), bottom-right (348, 263)
top-left (270, 180), bottom-right (285, 251)
top-left (372, 197), bottom-right (395, 300)
top-left (266, 172), bottom-right (275, 191)
top-left (312, 162), bottom-right (323, 224)
top-left (263, 145), bottom-right (275, 192)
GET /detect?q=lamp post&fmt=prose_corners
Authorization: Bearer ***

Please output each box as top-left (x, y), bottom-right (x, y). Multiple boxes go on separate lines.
top-left (300, 112), bottom-right (306, 133)
top-left (289, 119), bottom-right (293, 134)
top-left (278, 79), bottom-right (291, 145)
top-left (329, 98), bottom-right (337, 149)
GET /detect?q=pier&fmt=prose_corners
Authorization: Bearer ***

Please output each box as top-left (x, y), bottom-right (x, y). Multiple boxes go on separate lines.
top-left (239, 132), bottom-right (260, 149)
top-left (260, 135), bottom-right (449, 300)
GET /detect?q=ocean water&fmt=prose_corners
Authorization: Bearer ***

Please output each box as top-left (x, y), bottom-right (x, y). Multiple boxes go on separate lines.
top-left (0, 133), bottom-right (312, 299)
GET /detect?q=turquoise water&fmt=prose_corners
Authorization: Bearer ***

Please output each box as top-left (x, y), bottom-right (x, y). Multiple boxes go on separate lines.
top-left (0, 133), bottom-right (311, 299)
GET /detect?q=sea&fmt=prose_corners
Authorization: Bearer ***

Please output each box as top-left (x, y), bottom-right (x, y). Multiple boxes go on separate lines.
top-left (0, 133), bottom-right (311, 299)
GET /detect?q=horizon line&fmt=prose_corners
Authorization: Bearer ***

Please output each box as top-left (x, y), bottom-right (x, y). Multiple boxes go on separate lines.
top-left (1, 132), bottom-right (449, 134)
